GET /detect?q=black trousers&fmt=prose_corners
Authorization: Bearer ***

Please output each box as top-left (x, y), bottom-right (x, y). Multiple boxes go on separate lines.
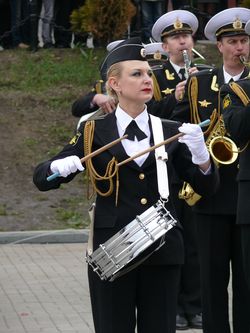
top-left (195, 213), bottom-right (250, 333)
top-left (241, 225), bottom-right (250, 292)
top-left (88, 264), bottom-right (181, 333)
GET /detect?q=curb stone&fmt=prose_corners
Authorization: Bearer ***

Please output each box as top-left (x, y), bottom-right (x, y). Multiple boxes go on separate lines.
top-left (0, 229), bottom-right (89, 244)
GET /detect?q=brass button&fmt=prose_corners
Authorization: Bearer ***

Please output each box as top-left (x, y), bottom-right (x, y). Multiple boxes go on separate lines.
top-left (141, 198), bottom-right (147, 205)
top-left (139, 173), bottom-right (145, 180)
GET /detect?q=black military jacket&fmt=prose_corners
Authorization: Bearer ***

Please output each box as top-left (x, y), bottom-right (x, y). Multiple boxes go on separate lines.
top-left (33, 113), bottom-right (219, 265)
top-left (171, 66), bottom-right (249, 215)
top-left (220, 78), bottom-right (250, 224)
top-left (148, 60), bottom-right (214, 119)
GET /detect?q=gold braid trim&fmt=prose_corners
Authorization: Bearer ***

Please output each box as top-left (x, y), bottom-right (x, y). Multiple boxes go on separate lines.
top-left (152, 72), bottom-right (162, 101)
top-left (226, 82), bottom-right (250, 152)
top-left (188, 76), bottom-right (218, 135)
top-left (95, 80), bottom-right (104, 94)
top-left (83, 120), bottom-right (120, 205)
top-left (188, 76), bottom-right (200, 124)
top-left (229, 82), bottom-right (250, 106)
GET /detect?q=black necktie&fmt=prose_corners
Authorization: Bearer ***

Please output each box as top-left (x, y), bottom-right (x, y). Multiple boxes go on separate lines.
top-left (179, 68), bottom-right (186, 80)
top-left (124, 120), bottom-right (147, 141)
top-left (229, 78), bottom-right (234, 83)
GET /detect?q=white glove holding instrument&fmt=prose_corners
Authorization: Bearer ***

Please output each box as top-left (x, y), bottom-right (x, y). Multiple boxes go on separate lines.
top-left (178, 123), bottom-right (210, 165)
top-left (50, 155), bottom-right (84, 177)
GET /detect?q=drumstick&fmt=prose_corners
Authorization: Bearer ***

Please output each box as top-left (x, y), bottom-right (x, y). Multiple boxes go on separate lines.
top-left (47, 135), bottom-right (128, 181)
top-left (117, 119), bottom-right (210, 167)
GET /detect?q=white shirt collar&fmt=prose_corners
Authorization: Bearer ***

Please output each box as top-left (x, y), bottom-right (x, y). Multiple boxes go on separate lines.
top-left (170, 60), bottom-right (184, 74)
top-left (115, 104), bottom-right (149, 134)
top-left (223, 67), bottom-right (244, 83)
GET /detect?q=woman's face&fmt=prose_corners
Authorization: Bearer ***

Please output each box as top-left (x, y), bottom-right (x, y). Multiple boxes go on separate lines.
top-left (110, 60), bottom-right (153, 105)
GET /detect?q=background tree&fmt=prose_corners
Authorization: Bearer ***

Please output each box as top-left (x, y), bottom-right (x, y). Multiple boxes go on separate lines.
top-left (70, 0), bottom-right (136, 46)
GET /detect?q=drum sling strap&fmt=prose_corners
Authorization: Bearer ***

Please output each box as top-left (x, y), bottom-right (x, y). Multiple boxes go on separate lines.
top-left (109, 116), bottom-right (171, 281)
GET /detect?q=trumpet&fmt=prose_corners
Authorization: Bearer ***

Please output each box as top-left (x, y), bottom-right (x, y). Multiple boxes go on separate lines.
top-left (182, 50), bottom-right (191, 79)
top-left (239, 55), bottom-right (250, 66)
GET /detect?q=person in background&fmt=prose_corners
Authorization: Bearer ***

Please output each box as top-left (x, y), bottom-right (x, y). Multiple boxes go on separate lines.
top-left (54, 0), bottom-right (85, 48)
top-left (140, 0), bottom-right (165, 44)
top-left (0, 0), bottom-right (12, 50)
top-left (37, 0), bottom-right (55, 48)
top-left (9, 0), bottom-right (30, 48)
top-left (33, 40), bottom-right (219, 333)
top-left (150, 10), bottom-right (206, 330)
top-left (171, 7), bottom-right (250, 333)
top-left (220, 18), bottom-right (250, 297)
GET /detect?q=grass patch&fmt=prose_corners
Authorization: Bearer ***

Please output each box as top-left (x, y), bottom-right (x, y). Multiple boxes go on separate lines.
top-left (0, 47), bottom-right (106, 94)
top-left (0, 205), bottom-right (7, 216)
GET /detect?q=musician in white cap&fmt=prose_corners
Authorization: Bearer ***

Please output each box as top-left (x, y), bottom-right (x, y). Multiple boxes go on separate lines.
top-left (220, 16), bottom-right (250, 298)
top-left (150, 10), bottom-right (212, 330)
top-left (143, 42), bottom-right (168, 69)
top-left (171, 7), bottom-right (250, 333)
top-left (33, 40), bottom-right (219, 333)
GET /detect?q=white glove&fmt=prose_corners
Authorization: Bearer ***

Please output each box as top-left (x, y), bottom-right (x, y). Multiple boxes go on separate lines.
top-left (178, 123), bottom-right (209, 165)
top-left (50, 155), bottom-right (84, 177)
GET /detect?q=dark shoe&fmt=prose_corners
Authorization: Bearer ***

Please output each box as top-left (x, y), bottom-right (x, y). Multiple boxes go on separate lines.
top-left (187, 313), bottom-right (202, 329)
top-left (43, 42), bottom-right (54, 49)
top-left (176, 314), bottom-right (189, 330)
top-left (55, 43), bottom-right (70, 49)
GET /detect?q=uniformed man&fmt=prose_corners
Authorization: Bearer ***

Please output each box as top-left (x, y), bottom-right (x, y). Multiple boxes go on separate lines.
top-left (149, 9), bottom-right (207, 331)
top-left (148, 9), bottom-right (212, 119)
top-left (171, 7), bottom-right (250, 333)
top-left (220, 17), bottom-right (250, 296)
top-left (143, 41), bottom-right (168, 70)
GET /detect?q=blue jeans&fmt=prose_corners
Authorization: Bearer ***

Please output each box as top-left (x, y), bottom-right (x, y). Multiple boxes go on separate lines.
top-left (141, 1), bottom-right (163, 43)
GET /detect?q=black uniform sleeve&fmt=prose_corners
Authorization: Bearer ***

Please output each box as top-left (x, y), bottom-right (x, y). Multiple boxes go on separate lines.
top-left (71, 91), bottom-right (99, 117)
top-left (33, 129), bottom-right (85, 191)
top-left (147, 94), bottom-right (177, 119)
top-left (221, 83), bottom-right (250, 145)
top-left (170, 78), bottom-right (192, 123)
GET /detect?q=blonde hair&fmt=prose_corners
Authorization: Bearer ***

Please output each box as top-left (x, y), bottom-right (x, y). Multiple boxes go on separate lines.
top-left (105, 62), bottom-right (124, 103)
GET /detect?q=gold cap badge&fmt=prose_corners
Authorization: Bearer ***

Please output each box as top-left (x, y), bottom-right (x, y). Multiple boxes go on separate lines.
top-left (174, 18), bottom-right (183, 30)
top-left (233, 18), bottom-right (242, 30)
top-left (154, 50), bottom-right (162, 60)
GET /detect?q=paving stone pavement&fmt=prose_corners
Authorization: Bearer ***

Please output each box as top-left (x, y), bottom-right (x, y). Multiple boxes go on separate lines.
top-left (0, 242), bottom-right (228, 333)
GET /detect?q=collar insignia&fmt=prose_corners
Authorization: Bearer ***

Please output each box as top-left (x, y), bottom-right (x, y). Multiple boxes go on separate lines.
top-left (165, 69), bottom-right (175, 80)
top-left (198, 100), bottom-right (212, 107)
top-left (162, 87), bottom-right (175, 95)
top-left (69, 132), bottom-right (81, 145)
top-left (211, 75), bottom-right (219, 91)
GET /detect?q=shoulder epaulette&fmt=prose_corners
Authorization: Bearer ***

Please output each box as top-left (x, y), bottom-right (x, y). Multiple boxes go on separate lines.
top-left (229, 81), bottom-right (250, 106)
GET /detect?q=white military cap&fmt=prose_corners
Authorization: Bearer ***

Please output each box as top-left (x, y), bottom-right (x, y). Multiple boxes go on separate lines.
top-left (106, 40), bottom-right (124, 52)
top-left (152, 10), bottom-right (198, 42)
top-left (144, 42), bottom-right (168, 61)
top-left (245, 19), bottom-right (250, 34)
top-left (205, 7), bottom-right (250, 42)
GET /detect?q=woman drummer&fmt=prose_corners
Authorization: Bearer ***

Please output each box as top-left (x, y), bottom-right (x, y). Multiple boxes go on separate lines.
top-left (33, 41), bottom-right (219, 333)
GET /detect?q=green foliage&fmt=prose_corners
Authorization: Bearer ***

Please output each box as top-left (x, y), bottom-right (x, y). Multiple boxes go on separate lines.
top-left (240, 0), bottom-right (250, 8)
top-left (70, 0), bottom-right (136, 44)
top-left (0, 48), bottom-right (106, 93)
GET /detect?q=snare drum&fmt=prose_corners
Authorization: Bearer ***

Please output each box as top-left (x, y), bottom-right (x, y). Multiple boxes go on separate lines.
top-left (86, 200), bottom-right (177, 281)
